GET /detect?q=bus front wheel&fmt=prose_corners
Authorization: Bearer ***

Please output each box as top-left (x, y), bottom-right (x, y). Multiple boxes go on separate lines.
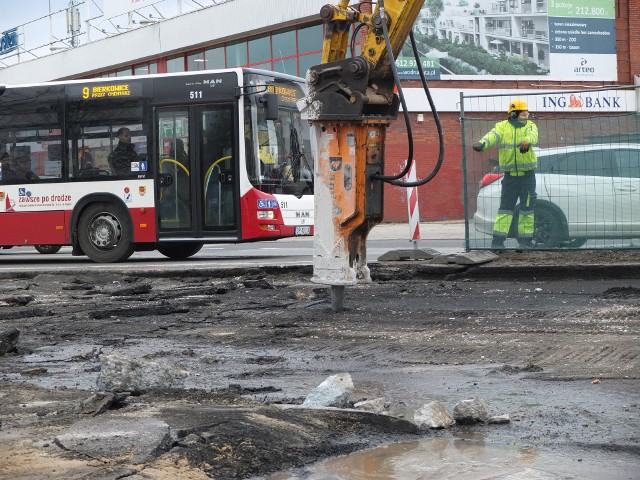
top-left (157, 242), bottom-right (203, 260)
top-left (78, 202), bottom-right (134, 263)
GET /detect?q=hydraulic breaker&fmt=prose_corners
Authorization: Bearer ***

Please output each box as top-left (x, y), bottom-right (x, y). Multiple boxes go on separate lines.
top-left (302, 0), bottom-right (425, 311)
top-left (311, 121), bottom-right (386, 289)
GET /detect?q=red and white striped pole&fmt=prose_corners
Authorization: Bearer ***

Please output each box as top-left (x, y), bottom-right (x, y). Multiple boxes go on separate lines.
top-left (405, 160), bottom-right (420, 243)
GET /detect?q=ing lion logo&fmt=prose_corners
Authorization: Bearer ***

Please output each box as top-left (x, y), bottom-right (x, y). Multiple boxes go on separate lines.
top-left (569, 94), bottom-right (583, 108)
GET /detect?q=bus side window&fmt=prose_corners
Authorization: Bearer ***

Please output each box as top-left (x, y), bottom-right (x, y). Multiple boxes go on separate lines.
top-left (46, 144), bottom-right (63, 180)
top-left (10, 146), bottom-right (39, 183)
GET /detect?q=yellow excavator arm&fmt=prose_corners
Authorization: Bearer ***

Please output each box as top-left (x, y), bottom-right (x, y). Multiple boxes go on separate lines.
top-left (306, 0), bottom-right (425, 120)
top-left (303, 0), bottom-right (425, 311)
top-left (321, 0), bottom-right (425, 79)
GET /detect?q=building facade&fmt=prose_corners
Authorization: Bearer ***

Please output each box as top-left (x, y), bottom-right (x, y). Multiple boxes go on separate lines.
top-left (1, 0), bottom-right (638, 222)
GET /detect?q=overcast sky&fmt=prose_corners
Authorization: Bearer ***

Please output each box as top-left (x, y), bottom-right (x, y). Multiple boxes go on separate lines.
top-left (0, 0), bottom-right (208, 63)
top-left (0, 1), bottom-right (65, 33)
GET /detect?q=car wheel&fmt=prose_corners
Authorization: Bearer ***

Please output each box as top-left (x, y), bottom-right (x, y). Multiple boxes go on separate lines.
top-left (562, 238), bottom-right (587, 248)
top-left (157, 242), bottom-right (203, 260)
top-left (78, 202), bottom-right (134, 263)
top-left (532, 205), bottom-right (565, 248)
top-left (34, 245), bottom-right (62, 254)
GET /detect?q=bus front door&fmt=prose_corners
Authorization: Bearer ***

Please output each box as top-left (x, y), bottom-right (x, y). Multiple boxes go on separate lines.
top-left (200, 106), bottom-right (236, 232)
top-left (156, 105), bottom-right (237, 238)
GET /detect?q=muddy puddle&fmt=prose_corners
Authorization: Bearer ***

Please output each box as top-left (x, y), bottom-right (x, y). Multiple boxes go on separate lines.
top-left (265, 433), bottom-right (638, 480)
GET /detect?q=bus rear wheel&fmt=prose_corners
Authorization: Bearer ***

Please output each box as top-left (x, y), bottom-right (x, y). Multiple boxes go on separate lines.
top-left (34, 245), bottom-right (62, 254)
top-left (78, 202), bottom-right (134, 263)
top-left (157, 242), bottom-right (203, 260)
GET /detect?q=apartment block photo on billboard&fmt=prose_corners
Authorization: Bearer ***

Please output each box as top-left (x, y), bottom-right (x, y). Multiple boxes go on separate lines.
top-left (397, 0), bottom-right (616, 81)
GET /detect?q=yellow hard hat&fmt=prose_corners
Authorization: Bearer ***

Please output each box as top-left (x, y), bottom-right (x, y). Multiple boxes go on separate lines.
top-left (508, 98), bottom-right (528, 113)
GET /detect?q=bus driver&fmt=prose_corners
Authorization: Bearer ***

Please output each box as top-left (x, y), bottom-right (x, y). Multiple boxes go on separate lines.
top-left (108, 127), bottom-right (138, 176)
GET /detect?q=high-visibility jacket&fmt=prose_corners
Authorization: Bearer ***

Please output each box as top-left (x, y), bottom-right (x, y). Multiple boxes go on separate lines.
top-left (478, 119), bottom-right (539, 173)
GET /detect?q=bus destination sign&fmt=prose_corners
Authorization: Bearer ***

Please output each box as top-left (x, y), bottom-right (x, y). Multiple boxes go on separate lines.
top-left (266, 84), bottom-right (301, 105)
top-left (67, 81), bottom-right (143, 101)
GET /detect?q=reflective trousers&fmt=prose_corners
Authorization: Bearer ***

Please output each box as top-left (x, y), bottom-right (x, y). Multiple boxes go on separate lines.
top-left (492, 170), bottom-right (536, 241)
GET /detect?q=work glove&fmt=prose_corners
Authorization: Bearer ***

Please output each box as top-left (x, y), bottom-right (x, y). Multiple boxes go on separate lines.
top-left (519, 141), bottom-right (530, 153)
top-left (472, 142), bottom-right (484, 152)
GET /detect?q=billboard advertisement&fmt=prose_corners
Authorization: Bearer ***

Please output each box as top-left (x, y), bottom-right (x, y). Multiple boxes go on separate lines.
top-left (396, 0), bottom-right (616, 81)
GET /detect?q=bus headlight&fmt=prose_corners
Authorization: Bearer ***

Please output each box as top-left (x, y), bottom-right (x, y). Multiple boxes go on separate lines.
top-left (257, 211), bottom-right (275, 220)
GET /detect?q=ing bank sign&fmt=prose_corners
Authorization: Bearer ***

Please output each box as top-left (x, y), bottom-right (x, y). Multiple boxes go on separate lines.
top-left (0, 28), bottom-right (18, 56)
top-left (537, 91), bottom-right (635, 112)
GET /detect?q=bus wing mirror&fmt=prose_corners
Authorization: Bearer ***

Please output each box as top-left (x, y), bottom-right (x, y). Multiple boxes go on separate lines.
top-left (260, 93), bottom-right (279, 121)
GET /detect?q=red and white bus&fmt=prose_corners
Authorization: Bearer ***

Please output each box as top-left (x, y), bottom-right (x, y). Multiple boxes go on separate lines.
top-left (0, 68), bottom-right (314, 262)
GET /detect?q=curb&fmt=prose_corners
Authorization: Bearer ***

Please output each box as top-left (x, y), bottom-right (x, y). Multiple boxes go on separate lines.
top-left (2, 262), bottom-right (638, 282)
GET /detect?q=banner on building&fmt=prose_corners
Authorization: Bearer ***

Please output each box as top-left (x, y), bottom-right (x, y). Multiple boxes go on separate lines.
top-left (396, 0), bottom-right (616, 81)
top-left (0, 28), bottom-right (18, 57)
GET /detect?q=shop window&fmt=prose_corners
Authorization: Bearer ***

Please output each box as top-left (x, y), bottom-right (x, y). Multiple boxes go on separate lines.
top-left (205, 47), bottom-right (225, 69)
top-left (272, 57), bottom-right (297, 76)
top-left (226, 41), bottom-right (247, 68)
top-left (249, 36), bottom-right (271, 64)
top-left (272, 30), bottom-right (296, 59)
top-left (298, 52), bottom-right (321, 77)
top-left (134, 63), bottom-right (149, 75)
top-left (167, 55), bottom-right (185, 73)
top-left (297, 24), bottom-right (323, 54)
top-left (116, 67), bottom-right (131, 77)
top-left (187, 51), bottom-right (205, 71)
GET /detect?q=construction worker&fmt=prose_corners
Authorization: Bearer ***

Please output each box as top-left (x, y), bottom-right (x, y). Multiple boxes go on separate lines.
top-left (473, 98), bottom-right (539, 249)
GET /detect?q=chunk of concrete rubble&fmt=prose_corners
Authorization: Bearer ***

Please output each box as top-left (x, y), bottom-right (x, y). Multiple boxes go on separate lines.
top-left (54, 416), bottom-right (170, 464)
top-left (413, 400), bottom-right (454, 429)
top-left (377, 248), bottom-right (440, 261)
top-left (430, 251), bottom-right (498, 265)
top-left (302, 372), bottom-right (353, 408)
top-left (453, 397), bottom-right (488, 424)
top-left (0, 328), bottom-right (20, 356)
top-left (354, 397), bottom-right (387, 414)
top-left (488, 414), bottom-right (511, 424)
top-left (97, 353), bottom-right (188, 394)
top-left (77, 392), bottom-right (131, 416)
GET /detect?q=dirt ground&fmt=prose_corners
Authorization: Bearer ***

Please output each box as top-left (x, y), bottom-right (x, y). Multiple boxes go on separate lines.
top-left (0, 251), bottom-right (639, 479)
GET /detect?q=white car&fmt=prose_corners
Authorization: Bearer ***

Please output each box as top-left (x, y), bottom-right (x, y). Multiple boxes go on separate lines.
top-left (474, 143), bottom-right (640, 248)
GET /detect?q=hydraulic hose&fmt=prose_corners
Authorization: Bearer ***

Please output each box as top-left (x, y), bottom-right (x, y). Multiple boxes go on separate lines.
top-left (369, 0), bottom-right (445, 187)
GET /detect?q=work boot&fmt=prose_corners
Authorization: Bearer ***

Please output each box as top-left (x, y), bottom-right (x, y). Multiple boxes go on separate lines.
top-left (518, 239), bottom-right (533, 249)
top-left (490, 239), bottom-right (505, 250)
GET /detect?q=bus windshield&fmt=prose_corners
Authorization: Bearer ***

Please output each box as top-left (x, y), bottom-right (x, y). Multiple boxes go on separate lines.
top-left (244, 74), bottom-right (314, 197)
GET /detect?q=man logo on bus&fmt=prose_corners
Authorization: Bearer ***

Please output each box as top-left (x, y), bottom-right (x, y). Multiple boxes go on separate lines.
top-left (18, 188), bottom-right (31, 197)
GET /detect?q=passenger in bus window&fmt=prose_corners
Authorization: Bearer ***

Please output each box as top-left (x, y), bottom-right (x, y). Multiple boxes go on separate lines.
top-left (79, 146), bottom-right (94, 170)
top-left (108, 127), bottom-right (138, 176)
top-left (0, 152), bottom-right (14, 182)
top-left (5, 147), bottom-right (39, 183)
top-left (170, 138), bottom-right (189, 165)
